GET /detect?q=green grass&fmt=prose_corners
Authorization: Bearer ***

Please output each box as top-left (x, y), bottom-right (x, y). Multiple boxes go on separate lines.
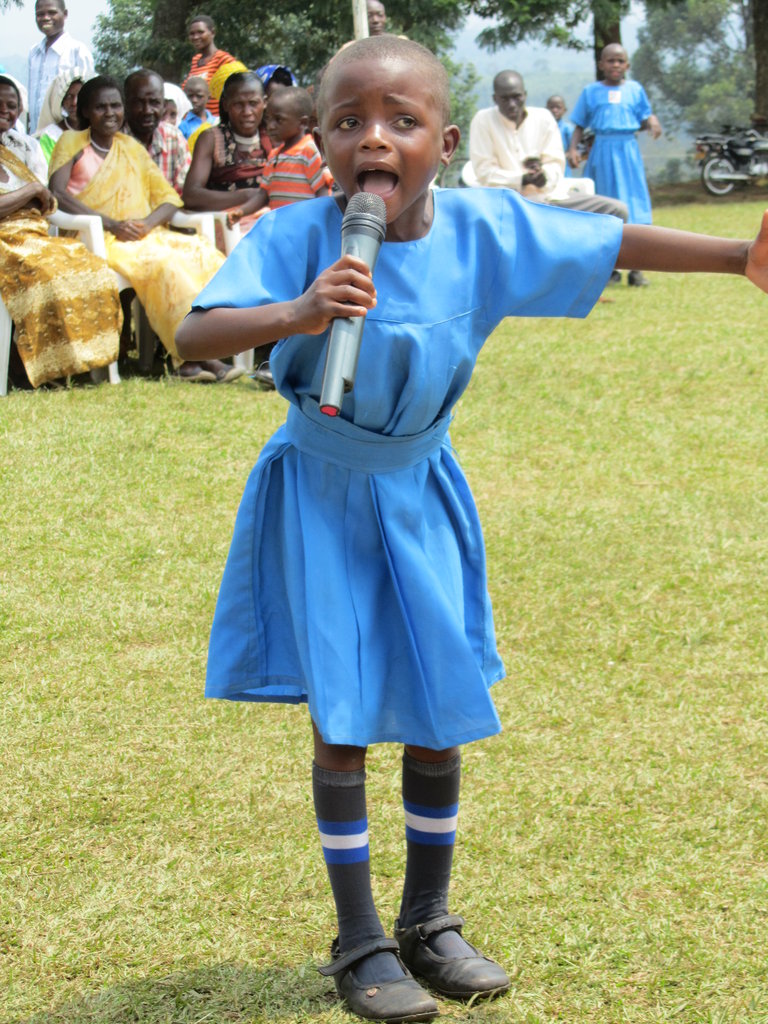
top-left (2, 200), bottom-right (768, 1024)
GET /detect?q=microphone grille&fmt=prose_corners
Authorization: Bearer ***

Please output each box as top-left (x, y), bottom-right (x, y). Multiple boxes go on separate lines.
top-left (346, 191), bottom-right (387, 224)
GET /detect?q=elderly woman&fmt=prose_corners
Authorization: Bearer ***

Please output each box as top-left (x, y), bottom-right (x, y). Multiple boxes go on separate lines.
top-left (49, 75), bottom-right (239, 382)
top-left (0, 75), bottom-right (121, 388)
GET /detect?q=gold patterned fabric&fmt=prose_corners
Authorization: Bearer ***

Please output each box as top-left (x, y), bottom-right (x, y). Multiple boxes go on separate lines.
top-left (49, 130), bottom-right (224, 359)
top-left (0, 143), bottom-right (121, 388)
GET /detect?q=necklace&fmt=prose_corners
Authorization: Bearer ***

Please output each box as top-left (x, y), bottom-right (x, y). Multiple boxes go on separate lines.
top-left (90, 138), bottom-right (111, 154)
top-left (233, 131), bottom-right (259, 147)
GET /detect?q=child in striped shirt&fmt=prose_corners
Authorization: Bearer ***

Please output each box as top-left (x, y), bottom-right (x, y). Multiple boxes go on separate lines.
top-left (227, 87), bottom-right (331, 226)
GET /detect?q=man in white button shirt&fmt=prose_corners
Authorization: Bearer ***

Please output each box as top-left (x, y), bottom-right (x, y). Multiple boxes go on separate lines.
top-left (469, 70), bottom-right (627, 220)
top-left (27, 0), bottom-right (94, 132)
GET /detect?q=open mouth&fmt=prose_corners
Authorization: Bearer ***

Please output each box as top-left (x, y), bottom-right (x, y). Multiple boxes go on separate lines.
top-left (357, 169), bottom-right (398, 197)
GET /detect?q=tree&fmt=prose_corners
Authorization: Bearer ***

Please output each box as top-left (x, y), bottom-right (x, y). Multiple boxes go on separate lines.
top-left (468, 0), bottom-right (631, 76)
top-left (92, 0), bottom-right (481, 181)
top-left (94, 0), bottom-right (470, 84)
top-left (631, 0), bottom-right (754, 133)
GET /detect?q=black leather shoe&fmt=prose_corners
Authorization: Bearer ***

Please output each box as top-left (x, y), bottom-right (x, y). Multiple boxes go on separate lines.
top-left (394, 914), bottom-right (510, 1000)
top-left (318, 936), bottom-right (439, 1023)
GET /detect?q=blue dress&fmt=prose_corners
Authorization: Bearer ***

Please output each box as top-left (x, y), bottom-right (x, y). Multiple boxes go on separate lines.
top-left (571, 80), bottom-right (653, 224)
top-left (193, 188), bottom-right (623, 748)
top-left (558, 119), bottom-right (575, 177)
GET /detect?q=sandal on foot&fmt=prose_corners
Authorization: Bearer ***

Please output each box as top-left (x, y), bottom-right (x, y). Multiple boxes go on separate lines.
top-left (394, 914), bottom-right (509, 1001)
top-left (318, 936), bottom-right (438, 1023)
top-left (174, 364), bottom-right (216, 382)
top-left (249, 361), bottom-right (275, 390)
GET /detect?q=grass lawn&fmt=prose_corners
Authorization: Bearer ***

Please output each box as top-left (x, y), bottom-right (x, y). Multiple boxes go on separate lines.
top-left (2, 200), bottom-right (767, 1024)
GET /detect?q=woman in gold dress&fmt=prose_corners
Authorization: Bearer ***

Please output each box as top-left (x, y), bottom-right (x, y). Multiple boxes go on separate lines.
top-left (49, 75), bottom-right (237, 383)
top-left (0, 75), bottom-right (121, 388)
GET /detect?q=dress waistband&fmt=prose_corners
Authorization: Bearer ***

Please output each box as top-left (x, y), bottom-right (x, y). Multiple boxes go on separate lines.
top-left (285, 402), bottom-right (450, 473)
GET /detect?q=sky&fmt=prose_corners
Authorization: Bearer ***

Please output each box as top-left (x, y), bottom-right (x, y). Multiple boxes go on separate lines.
top-left (5, 0), bottom-right (106, 54)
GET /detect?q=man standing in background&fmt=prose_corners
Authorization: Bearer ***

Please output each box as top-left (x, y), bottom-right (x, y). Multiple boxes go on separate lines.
top-left (27, 0), bottom-right (93, 131)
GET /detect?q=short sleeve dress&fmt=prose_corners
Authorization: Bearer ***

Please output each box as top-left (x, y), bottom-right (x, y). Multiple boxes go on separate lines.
top-left (193, 188), bottom-right (623, 749)
top-left (571, 80), bottom-right (654, 224)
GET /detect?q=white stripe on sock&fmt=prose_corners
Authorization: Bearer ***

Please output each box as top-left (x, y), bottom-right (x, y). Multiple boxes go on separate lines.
top-left (404, 811), bottom-right (458, 833)
top-left (319, 828), bottom-right (370, 850)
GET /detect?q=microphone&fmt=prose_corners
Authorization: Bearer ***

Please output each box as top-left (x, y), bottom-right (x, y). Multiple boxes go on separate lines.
top-left (319, 192), bottom-right (387, 416)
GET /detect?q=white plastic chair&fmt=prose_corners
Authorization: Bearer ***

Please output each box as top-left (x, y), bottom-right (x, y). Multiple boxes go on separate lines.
top-left (564, 177), bottom-right (595, 196)
top-left (460, 161), bottom-right (480, 188)
top-left (1, 209), bottom-right (121, 396)
top-left (126, 209), bottom-right (217, 372)
top-left (211, 209), bottom-right (242, 255)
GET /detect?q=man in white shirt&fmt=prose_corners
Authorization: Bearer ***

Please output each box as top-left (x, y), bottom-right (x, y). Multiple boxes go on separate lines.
top-left (469, 70), bottom-right (628, 219)
top-left (27, 0), bottom-right (94, 132)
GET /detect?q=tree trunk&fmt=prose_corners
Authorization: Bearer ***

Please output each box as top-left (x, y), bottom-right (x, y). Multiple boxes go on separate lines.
top-left (150, 0), bottom-right (194, 80)
top-left (591, 0), bottom-right (627, 79)
top-left (754, 0), bottom-right (768, 120)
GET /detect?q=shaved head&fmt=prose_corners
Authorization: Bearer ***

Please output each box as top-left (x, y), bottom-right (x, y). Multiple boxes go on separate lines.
top-left (318, 36), bottom-right (451, 125)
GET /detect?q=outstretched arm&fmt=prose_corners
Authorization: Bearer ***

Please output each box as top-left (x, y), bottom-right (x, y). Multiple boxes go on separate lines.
top-left (615, 213), bottom-right (768, 293)
top-left (175, 253), bottom-right (377, 361)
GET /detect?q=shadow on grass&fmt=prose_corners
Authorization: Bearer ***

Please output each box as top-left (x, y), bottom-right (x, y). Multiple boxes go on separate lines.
top-left (16, 961), bottom-right (339, 1023)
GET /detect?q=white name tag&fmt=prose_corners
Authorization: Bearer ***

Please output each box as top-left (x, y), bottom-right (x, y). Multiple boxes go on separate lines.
top-left (608, 90), bottom-right (622, 103)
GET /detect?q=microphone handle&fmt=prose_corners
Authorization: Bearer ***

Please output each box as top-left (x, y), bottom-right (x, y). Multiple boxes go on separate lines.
top-left (319, 228), bottom-right (383, 415)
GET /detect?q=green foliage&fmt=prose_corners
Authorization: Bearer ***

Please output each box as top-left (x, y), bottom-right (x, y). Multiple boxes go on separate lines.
top-left (632, 0), bottom-right (754, 134)
top-left (93, 0), bottom-right (471, 84)
top-left (470, 0), bottom-right (628, 52)
top-left (92, 0), bottom-right (157, 79)
top-left (440, 55), bottom-right (481, 185)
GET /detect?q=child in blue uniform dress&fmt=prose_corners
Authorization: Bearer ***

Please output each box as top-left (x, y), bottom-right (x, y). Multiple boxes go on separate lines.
top-left (177, 35), bottom-right (768, 1024)
top-left (546, 94), bottom-right (574, 177)
top-left (568, 44), bottom-right (662, 285)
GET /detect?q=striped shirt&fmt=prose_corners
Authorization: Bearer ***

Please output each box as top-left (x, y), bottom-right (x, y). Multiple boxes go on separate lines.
top-left (259, 135), bottom-right (332, 209)
top-left (182, 50), bottom-right (235, 117)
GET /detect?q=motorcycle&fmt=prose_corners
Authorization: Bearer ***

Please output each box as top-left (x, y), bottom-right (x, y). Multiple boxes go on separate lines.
top-left (695, 127), bottom-right (768, 196)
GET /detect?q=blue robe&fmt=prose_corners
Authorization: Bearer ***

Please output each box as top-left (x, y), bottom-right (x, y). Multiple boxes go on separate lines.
top-left (571, 79), bottom-right (654, 224)
top-left (193, 188), bottom-right (623, 748)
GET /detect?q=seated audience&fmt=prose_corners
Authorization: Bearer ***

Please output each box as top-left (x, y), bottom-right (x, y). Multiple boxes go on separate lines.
top-left (179, 76), bottom-right (216, 140)
top-left (0, 75), bottom-right (120, 388)
top-left (227, 86), bottom-right (331, 225)
top-left (469, 70), bottom-right (628, 219)
top-left (123, 69), bottom-right (190, 195)
top-left (182, 71), bottom-right (272, 237)
top-left (48, 75), bottom-right (240, 383)
top-left (36, 66), bottom-right (86, 163)
top-left (182, 14), bottom-right (235, 118)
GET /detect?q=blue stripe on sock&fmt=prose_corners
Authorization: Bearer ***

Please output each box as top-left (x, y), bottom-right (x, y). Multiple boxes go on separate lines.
top-left (317, 817), bottom-right (368, 836)
top-left (403, 800), bottom-right (459, 819)
top-left (323, 843), bottom-right (371, 864)
top-left (405, 826), bottom-right (456, 846)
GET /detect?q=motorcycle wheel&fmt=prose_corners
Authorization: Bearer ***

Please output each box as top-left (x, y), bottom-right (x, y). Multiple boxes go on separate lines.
top-left (701, 156), bottom-right (737, 196)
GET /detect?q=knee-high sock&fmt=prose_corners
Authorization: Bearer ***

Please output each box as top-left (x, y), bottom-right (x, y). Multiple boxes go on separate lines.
top-left (312, 763), bottom-right (403, 982)
top-left (399, 751), bottom-right (461, 928)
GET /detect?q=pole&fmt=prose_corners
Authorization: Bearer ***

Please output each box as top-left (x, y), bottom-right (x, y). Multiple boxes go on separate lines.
top-left (352, 0), bottom-right (369, 40)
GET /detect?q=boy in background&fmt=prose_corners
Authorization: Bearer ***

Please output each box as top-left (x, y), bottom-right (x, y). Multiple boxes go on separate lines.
top-left (227, 87), bottom-right (331, 225)
top-left (180, 77), bottom-right (217, 140)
